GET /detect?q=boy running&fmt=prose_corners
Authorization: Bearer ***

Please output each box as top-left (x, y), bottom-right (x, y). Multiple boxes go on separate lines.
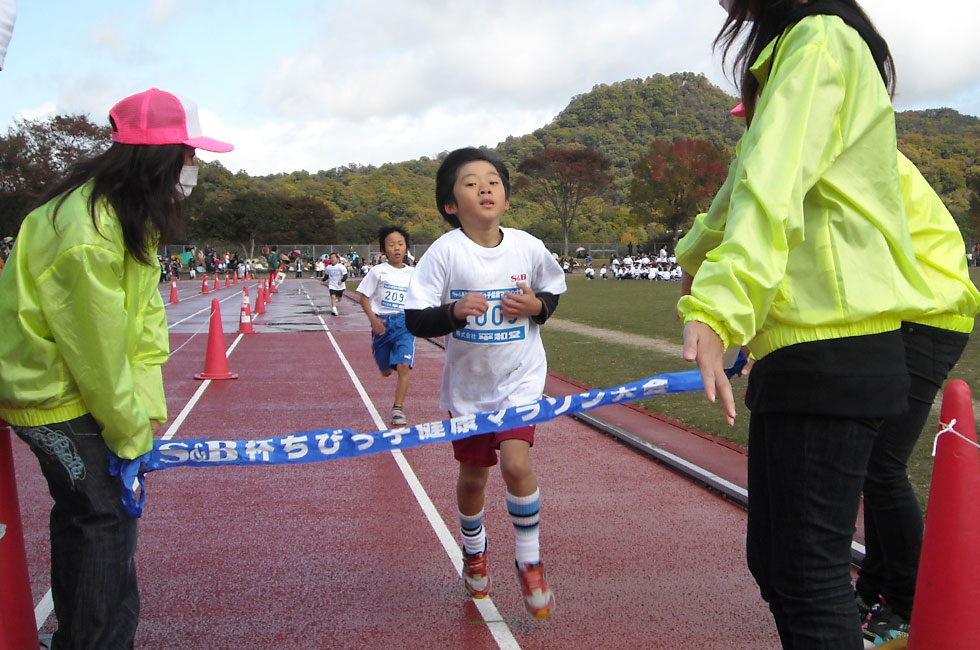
top-left (357, 226), bottom-right (416, 426)
top-left (322, 252), bottom-right (347, 316)
top-left (405, 147), bottom-right (566, 618)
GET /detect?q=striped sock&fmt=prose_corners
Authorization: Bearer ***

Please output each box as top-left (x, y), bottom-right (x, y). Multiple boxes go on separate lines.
top-left (459, 509), bottom-right (486, 556)
top-left (507, 489), bottom-right (541, 565)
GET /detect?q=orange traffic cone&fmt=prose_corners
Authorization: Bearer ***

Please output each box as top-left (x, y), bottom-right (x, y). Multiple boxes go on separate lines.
top-left (233, 270), bottom-right (239, 284)
top-left (254, 286), bottom-right (266, 314)
top-left (201, 273), bottom-right (209, 294)
top-left (270, 272), bottom-right (278, 294)
top-left (224, 273), bottom-right (230, 288)
top-left (905, 380), bottom-right (980, 650)
top-left (238, 289), bottom-right (255, 335)
top-left (213, 274), bottom-right (220, 292)
top-left (169, 278), bottom-right (179, 304)
top-left (194, 299), bottom-right (238, 380)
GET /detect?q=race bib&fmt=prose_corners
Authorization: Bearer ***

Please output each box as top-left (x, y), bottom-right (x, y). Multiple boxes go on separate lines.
top-left (381, 281), bottom-right (408, 310)
top-left (450, 288), bottom-right (527, 344)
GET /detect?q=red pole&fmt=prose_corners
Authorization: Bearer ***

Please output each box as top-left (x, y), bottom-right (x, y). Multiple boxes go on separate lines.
top-left (0, 420), bottom-right (40, 650)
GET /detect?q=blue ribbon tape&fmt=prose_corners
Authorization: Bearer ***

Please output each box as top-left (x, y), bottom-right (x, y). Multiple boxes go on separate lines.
top-left (111, 353), bottom-right (748, 516)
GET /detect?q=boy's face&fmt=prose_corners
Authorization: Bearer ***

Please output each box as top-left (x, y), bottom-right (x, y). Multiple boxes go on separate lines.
top-left (444, 160), bottom-right (509, 228)
top-left (384, 232), bottom-right (407, 265)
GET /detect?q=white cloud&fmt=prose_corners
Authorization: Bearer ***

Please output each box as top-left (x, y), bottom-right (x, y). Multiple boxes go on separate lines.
top-left (14, 101), bottom-right (57, 123)
top-left (147, 0), bottom-right (178, 24)
top-left (261, 0), bottom-right (724, 123)
top-left (2, 0), bottom-right (976, 177)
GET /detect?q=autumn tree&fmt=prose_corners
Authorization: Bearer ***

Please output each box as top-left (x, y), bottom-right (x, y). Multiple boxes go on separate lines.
top-left (277, 194), bottom-right (337, 244)
top-left (629, 138), bottom-right (730, 246)
top-left (968, 169), bottom-right (980, 241)
top-left (515, 147), bottom-right (613, 256)
top-left (0, 114), bottom-right (111, 236)
top-left (191, 192), bottom-right (287, 260)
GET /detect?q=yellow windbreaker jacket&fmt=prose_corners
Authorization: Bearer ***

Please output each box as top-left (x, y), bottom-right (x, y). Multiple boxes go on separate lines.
top-left (675, 15), bottom-right (934, 359)
top-left (0, 182), bottom-right (169, 459)
top-left (896, 152), bottom-right (979, 333)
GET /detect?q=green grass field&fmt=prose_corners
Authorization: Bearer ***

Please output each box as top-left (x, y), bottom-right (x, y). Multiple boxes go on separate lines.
top-left (542, 268), bottom-right (980, 509)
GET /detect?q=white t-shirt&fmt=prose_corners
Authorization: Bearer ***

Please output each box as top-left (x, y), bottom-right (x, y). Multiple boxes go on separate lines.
top-left (356, 262), bottom-right (414, 315)
top-left (405, 228), bottom-right (566, 415)
top-left (324, 262), bottom-right (347, 291)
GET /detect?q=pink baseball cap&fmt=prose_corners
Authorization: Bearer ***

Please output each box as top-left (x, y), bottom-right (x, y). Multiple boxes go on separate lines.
top-left (109, 88), bottom-right (233, 153)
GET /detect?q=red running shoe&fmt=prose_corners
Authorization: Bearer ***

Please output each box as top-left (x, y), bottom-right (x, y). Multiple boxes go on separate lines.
top-left (515, 560), bottom-right (555, 618)
top-left (462, 546), bottom-right (491, 598)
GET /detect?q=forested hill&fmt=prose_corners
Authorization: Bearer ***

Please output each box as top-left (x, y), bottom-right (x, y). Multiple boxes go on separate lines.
top-left (493, 72), bottom-right (746, 185)
top-left (895, 108), bottom-right (980, 219)
top-left (205, 73), bottom-right (979, 246)
top-left (2, 73), bottom-right (976, 246)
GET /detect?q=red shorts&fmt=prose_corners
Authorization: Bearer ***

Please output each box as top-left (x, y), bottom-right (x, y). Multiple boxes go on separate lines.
top-left (452, 425), bottom-right (535, 468)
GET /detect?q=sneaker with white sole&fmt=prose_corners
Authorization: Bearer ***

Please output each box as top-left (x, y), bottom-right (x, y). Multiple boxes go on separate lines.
top-left (515, 560), bottom-right (554, 618)
top-left (331, 305), bottom-right (339, 316)
top-left (390, 407), bottom-right (407, 426)
top-left (462, 543), bottom-right (491, 598)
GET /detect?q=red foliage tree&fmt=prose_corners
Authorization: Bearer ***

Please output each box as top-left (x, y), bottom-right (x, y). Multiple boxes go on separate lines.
top-left (629, 138), bottom-right (730, 246)
top-left (516, 147), bottom-right (613, 256)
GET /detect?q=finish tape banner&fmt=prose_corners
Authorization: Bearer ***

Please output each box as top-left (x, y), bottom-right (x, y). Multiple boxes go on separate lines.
top-left (110, 356), bottom-right (745, 517)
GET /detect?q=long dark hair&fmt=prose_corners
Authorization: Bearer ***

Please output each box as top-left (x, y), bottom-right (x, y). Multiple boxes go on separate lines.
top-left (35, 126), bottom-right (187, 266)
top-left (714, 0), bottom-right (895, 123)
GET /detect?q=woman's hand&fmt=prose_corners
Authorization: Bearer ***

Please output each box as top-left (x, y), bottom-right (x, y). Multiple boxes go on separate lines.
top-left (683, 321), bottom-right (736, 426)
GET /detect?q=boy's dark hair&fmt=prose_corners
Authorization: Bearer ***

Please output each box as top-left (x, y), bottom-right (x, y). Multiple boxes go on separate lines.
top-left (435, 147), bottom-right (510, 229)
top-left (378, 225), bottom-right (410, 251)
top-left (715, 0), bottom-right (893, 123)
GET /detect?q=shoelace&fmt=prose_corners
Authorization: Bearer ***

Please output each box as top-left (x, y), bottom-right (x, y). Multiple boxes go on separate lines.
top-left (518, 564), bottom-right (547, 593)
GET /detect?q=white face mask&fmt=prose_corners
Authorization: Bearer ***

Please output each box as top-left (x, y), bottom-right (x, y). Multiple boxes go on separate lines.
top-left (176, 164), bottom-right (199, 199)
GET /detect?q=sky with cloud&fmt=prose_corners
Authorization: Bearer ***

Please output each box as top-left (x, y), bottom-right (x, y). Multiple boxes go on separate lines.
top-left (1, 0), bottom-right (977, 176)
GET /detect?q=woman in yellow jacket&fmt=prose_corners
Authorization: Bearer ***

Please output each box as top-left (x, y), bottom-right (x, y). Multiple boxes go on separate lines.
top-left (0, 88), bottom-right (232, 648)
top-left (678, 2), bottom-right (935, 647)
top-left (854, 153), bottom-right (978, 644)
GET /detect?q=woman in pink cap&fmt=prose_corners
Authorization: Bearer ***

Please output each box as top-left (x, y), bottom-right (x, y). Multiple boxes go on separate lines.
top-left (0, 88), bottom-right (231, 649)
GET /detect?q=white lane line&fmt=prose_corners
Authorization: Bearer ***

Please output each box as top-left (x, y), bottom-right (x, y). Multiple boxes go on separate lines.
top-left (302, 287), bottom-right (521, 650)
top-left (34, 589), bottom-right (53, 631)
top-left (34, 333), bottom-right (245, 630)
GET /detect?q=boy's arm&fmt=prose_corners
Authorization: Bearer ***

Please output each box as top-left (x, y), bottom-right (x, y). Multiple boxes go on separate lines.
top-left (359, 293), bottom-right (386, 335)
top-left (405, 303), bottom-right (467, 338)
top-left (532, 292), bottom-right (560, 324)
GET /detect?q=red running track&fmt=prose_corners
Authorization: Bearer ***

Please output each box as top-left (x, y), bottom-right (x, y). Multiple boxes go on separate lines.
top-left (14, 277), bottom-right (780, 649)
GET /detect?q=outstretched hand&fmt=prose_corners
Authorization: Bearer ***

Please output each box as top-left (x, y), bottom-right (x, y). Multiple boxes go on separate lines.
top-left (682, 321), bottom-right (736, 426)
top-left (500, 282), bottom-right (542, 319)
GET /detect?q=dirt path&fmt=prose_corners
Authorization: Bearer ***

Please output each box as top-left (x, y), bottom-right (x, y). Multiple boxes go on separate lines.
top-left (547, 317), bottom-right (684, 356)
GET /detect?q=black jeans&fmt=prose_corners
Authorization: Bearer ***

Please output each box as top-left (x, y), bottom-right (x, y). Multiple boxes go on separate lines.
top-left (856, 323), bottom-right (968, 619)
top-left (747, 412), bottom-right (879, 649)
top-left (14, 414), bottom-right (139, 650)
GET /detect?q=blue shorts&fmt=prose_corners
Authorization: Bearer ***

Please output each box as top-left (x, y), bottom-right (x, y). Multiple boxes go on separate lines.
top-left (372, 313), bottom-right (415, 372)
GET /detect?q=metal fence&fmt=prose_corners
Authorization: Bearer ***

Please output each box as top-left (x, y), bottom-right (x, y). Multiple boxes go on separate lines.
top-left (159, 241), bottom-right (678, 265)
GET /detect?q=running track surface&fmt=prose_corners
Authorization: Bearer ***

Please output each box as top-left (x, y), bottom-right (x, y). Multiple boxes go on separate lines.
top-left (14, 276), bottom-right (781, 649)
